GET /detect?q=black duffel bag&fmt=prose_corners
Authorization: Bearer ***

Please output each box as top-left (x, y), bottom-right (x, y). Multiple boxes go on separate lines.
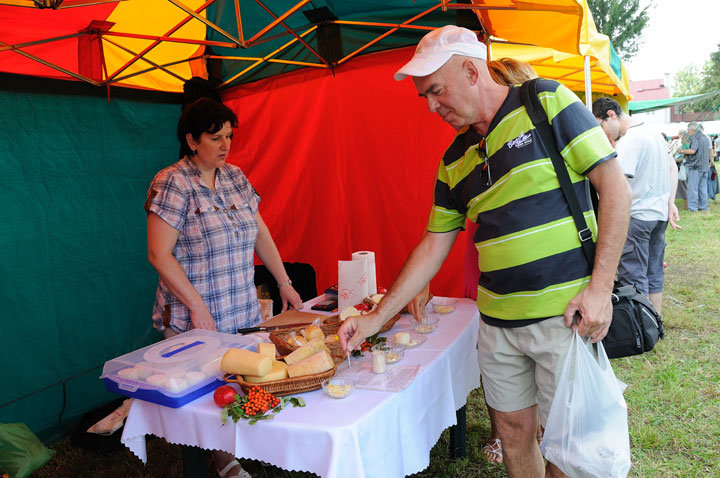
top-left (602, 283), bottom-right (665, 359)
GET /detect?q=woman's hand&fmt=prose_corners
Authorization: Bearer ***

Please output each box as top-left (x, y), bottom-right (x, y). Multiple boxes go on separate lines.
top-left (190, 303), bottom-right (217, 331)
top-left (407, 283), bottom-right (430, 322)
top-left (279, 284), bottom-right (303, 312)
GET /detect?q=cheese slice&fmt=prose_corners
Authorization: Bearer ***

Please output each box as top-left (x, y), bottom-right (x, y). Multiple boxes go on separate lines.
top-left (287, 350), bottom-right (335, 378)
top-left (257, 342), bottom-right (276, 359)
top-left (394, 332), bottom-right (410, 345)
top-left (244, 361), bottom-right (288, 383)
top-left (283, 338), bottom-right (329, 365)
top-left (221, 348), bottom-right (272, 377)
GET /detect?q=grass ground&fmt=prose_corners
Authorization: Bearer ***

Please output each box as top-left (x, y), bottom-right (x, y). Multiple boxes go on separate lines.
top-left (33, 198), bottom-right (720, 478)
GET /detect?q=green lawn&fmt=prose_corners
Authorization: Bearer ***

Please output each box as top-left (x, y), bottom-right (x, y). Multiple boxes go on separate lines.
top-left (35, 198), bottom-right (720, 478)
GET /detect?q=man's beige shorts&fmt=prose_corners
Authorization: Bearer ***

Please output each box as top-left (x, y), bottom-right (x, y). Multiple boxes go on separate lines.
top-left (477, 315), bottom-right (573, 426)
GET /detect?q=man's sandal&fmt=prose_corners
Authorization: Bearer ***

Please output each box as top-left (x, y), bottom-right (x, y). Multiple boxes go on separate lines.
top-left (217, 459), bottom-right (252, 478)
top-left (481, 438), bottom-right (503, 464)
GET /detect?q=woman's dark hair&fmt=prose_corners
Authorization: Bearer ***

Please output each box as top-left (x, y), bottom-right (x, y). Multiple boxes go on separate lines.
top-left (177, 98), bottom-right (238, 158)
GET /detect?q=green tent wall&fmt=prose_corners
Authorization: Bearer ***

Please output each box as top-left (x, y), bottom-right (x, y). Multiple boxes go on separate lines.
top-left (0, 74), bottom-right (181, 434)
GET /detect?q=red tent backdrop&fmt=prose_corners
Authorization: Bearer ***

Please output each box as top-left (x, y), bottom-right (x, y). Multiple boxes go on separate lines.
top-left (222, 46), bottom-right (467, 299)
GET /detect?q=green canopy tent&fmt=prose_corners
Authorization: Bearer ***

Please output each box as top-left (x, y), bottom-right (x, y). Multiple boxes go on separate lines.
top-left (629, 90), bottom-right (720, 114)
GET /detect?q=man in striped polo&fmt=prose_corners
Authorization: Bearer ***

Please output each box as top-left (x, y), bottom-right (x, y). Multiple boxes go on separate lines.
top-left (339, 25), bottom-right (631, 477)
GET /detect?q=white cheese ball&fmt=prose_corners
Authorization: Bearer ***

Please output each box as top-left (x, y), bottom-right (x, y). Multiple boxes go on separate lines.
top-left (166, 377), bottom-right (189, 393)
top-left (201, 360), bottom-right (222, 377)
top-left (134, 362), bottom-right (154, 379)
top-left (117, 367), bottom-right (140, 380)
top-left (146, 374), bottom-right (169, 388)
top-left (184, 371), bottom-right (206, 387)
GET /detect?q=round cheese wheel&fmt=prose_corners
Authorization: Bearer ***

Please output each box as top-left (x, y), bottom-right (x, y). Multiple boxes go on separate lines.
top-left (221, 348), bottom-right (273, 377)
top-left (243, 361), bottom-right (289, 383)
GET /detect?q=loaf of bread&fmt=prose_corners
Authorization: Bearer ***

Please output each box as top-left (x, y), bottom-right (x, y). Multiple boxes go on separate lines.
top-left (221, 348), bottom-right (272, 377)
top-left (257, 342), bottom-right (276, 359)
top-left (303, 324), bottom-right (325, 341)
top-left (244, 361), bottom-right (288, 383)
top-left (287, 350), bottom-right (334, 378)
top-left (283, 338), bottom-right (329, 365)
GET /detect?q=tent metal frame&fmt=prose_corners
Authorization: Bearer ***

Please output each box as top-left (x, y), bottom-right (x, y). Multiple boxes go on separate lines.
top-left (1, 0), bottom-right (620, 99)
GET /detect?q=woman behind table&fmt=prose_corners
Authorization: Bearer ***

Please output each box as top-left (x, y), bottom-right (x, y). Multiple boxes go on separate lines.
top-left (146, 98), bottom-right (303, 337)
top-left (146, 98), bottom-right (301, 478)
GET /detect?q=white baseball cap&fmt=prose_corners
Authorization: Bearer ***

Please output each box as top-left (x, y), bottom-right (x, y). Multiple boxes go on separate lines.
top-left (394, 25), bottom-right (487, 81)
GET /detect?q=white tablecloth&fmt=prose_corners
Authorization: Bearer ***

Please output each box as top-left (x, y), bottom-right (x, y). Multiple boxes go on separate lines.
top-left (122, 298), bottom-right (480, 478)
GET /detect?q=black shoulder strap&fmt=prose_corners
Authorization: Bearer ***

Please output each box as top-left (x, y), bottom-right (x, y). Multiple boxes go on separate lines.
top-left (519, 78), bottom-right (596, 266)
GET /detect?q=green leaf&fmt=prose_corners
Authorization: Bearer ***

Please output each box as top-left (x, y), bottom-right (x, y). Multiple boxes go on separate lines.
top-left (220, 409), bottom-right (228, 426)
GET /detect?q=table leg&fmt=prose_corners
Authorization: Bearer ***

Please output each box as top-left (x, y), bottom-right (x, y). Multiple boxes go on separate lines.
top-left (449, 405), bottom-right (467, 459)
top-left (181, 444), bottom-right (207, 477)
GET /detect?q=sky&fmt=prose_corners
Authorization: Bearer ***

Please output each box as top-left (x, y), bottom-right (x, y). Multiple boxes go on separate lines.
top-left (625, 0), bottom-right (720, 87)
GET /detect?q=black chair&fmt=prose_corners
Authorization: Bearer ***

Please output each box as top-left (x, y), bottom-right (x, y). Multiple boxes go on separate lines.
top-left (254, 262), bottom-right (317, 315)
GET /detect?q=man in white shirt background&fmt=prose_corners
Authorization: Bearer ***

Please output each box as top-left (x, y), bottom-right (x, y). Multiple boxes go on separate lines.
top-left (593, 97), bottom-right (680, 313)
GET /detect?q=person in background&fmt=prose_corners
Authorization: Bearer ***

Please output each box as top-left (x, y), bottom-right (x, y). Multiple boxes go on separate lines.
top-left (677, 122), bottom-right (711, 211)
top-left (145, 97), bottom-right (303, 478)
top-left (707, 133), bottom-right (718, 201)
top-left (341, 25), bottom-right (631, 478)
top-left (671, 131), bottom-right (689, 209)
top-left (593, 97), bottom-right (680, 313)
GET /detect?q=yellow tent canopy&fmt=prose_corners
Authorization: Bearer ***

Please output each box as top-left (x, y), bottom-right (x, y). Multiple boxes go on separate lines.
top-left (1, 0), bottom-right (627, 94)
top-left (490, 41), bottom-right (630, 98)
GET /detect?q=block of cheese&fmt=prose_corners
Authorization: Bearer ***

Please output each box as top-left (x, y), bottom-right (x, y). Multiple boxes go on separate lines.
top-left (287, 350), bottom-right (335, 378)
top-left (394, 332), bottom-right (410, 346)
top-left (257, 342), bottom-right (276, 359)
top-left (221, 348), bottom-right (272, 377)
top-left (244, 361), bottom-right (289, 383)
top-left (283, 338), bottom-right (329, 366)
top-left (303, 324), bottom-right (325, 341)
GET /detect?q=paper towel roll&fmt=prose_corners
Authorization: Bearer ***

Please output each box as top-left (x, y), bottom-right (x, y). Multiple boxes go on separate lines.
top-left (352, 251), bottom-right (377, 295)
top-left (338, 259), bottom-right (368, 310)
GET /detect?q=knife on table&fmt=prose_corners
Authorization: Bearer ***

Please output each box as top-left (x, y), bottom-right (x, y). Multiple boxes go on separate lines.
top-left (237, 323), bottom-right (316, 334)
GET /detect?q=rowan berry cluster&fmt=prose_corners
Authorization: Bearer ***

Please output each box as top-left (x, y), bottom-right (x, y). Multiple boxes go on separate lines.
top-left (241, 386), bottom-right (280, 416)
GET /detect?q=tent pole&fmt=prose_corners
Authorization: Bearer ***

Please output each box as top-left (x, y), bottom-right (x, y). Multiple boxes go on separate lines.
top-left (584, 55), bottom-right (591, 110)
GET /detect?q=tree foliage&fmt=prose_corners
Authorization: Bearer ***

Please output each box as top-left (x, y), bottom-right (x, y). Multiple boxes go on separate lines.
top-left (672, 42), bottom-right (720, 113)
top-left (588, 0), bottom-right (651, 60)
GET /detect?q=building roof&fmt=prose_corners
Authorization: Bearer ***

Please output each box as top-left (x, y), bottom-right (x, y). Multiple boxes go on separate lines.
top-left (630, 78), bottom-right (670, 101)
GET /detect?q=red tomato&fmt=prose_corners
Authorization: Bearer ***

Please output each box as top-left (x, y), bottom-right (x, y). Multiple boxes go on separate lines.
top-left (354, 303), bottom-right (370, 312)
top-left (377, 287), bottom-right (387, 294)
top-left (213, 385), bottom-right (237, 408)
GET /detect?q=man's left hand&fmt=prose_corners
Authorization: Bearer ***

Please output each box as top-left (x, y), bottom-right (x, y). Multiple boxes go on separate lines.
top-left (563, 284), bottom-right (613, 342)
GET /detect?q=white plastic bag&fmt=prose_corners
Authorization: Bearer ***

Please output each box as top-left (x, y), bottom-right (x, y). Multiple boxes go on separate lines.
top-left (540, 332), bottom-right (631, 478)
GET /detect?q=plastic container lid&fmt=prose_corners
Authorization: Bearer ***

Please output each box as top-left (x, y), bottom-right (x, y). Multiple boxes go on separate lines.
top-left (100, 329), bottom-right (256, 400)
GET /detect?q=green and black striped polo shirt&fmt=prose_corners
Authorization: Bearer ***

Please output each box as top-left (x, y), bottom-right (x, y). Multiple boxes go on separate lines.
top-left (427, 79), bottom-right (616, 326)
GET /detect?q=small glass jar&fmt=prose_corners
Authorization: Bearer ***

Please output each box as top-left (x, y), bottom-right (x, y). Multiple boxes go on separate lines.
top-left (371, 344), bottom-right (388, 374)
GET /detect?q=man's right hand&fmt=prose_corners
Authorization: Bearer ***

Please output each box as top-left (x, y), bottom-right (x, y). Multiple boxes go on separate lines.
top-left (338, 312), bottom-right (384, 353)
top-left (407, 283), bottom-right (430, 322)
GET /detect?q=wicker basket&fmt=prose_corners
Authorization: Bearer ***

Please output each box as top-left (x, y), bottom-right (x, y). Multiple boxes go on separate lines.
top-left (269, 313), bottom-right (401, 359)
top-left (223, 365), bottom-right (336, 396)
